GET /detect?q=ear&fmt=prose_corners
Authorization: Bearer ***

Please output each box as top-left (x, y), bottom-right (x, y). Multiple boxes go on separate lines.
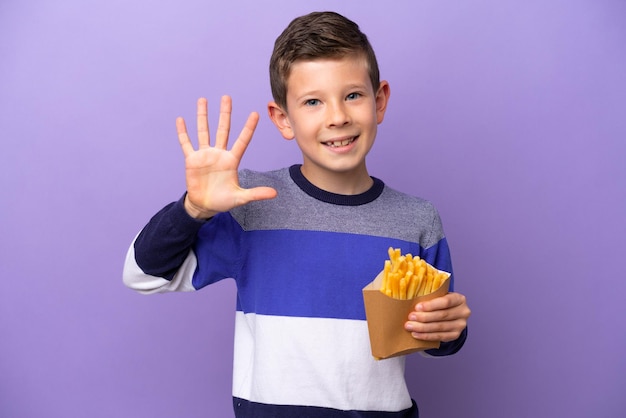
top-left (267, 101), bottom-right (295, 140)
top-left (375, 81), bottom-right (391, 124)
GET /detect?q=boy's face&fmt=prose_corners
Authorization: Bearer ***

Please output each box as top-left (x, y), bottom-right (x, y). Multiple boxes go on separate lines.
top-left (269, 55), bottom-right (390, 191)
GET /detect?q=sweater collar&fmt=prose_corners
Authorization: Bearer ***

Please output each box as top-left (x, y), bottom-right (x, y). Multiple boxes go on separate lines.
top-left (289, 165), bottom-right (384, 206)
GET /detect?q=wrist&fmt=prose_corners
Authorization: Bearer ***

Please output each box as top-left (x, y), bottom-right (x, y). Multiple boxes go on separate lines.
top-left (183, 195), bottom-right (217, 220)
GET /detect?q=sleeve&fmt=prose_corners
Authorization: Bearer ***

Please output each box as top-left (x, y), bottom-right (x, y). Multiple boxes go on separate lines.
top-left (423, 327), bottom-right (468, 357)
top-left (122, 195), bottom-right (207, 294)
top-left (421, 208), bottom-right (468, 357)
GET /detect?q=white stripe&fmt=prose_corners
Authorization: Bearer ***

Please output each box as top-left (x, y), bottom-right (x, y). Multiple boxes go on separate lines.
top-left (122, 236), bottom-right (197, 293)
top-left (232, 312), bottom-right (413, 412)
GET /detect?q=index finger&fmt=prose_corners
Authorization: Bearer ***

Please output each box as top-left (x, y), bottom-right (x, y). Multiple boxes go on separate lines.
top-left (415, 292), bottom-right (465, 312)
top-left (229, 111), bottom-right (260, 161)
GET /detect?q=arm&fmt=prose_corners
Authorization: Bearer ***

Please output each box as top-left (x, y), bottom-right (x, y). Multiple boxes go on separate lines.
top-left (407, 211), bottom-right (470, 356)
top-left (122, 196), bottom-right (205, 293)
top-left (122, 96), bottom-right (277, 293)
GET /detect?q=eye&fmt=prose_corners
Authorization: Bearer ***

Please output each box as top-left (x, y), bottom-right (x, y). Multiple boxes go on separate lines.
top-left (346, 92), bottom-right (361, 101)
top-left (304, 99), bottom-right (320, 106)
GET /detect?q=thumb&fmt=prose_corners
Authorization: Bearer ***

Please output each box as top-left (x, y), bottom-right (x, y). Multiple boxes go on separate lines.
top-left (239, 187), bottom-right (278, 205)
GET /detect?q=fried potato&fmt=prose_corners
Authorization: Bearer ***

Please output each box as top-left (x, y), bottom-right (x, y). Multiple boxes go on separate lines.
top-left (379, 247), bottom-right (448, 299)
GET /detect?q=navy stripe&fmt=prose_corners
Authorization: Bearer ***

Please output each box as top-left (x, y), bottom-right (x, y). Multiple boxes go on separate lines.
top-left (289, 164), bottom-right (385, 206)
top-left (135, 197), bottom-right (205, 281)
top-left (233, 397), bottom-right (419, 418)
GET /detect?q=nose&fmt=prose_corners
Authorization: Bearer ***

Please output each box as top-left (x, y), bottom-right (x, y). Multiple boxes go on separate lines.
top-left (326, 101), bottom-right (351, 128)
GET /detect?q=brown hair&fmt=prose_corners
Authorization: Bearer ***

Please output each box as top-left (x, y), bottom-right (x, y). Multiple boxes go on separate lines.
top-left (269, 11), bottom-right (380, 110)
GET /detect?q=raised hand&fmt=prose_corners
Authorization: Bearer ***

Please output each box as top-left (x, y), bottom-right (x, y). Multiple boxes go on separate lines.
top-left (176, 96), bottom-right (277, 219)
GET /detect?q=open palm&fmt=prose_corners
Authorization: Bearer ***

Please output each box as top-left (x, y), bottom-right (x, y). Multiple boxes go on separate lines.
top-left (176, 96), bottom-right (277, 219)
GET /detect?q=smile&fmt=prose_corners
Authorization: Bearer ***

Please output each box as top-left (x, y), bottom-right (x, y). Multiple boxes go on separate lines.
top-left (324, 136), bottom-right (357, 148)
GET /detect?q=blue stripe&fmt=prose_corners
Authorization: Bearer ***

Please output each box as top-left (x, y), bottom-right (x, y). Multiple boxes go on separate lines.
top-left (191, 212), bottom-right (245, 289)
top-left (239, 229), bottom-right (425, 319)
top-left (192, 213), bottom-right (453, 320)
top-left (233, 397), bottom-right (419, 418)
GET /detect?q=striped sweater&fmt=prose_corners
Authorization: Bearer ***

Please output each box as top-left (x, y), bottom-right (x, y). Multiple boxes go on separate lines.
top-left (123, 165), bottom-right (466, 417)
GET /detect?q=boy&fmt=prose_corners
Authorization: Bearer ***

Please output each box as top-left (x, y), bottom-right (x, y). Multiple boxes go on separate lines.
top-left (123, 11), bottom-right (470, 418)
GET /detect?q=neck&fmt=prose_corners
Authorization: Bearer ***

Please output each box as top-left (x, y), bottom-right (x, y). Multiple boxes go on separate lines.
top-left (299, 164), bottom-right (373, 195)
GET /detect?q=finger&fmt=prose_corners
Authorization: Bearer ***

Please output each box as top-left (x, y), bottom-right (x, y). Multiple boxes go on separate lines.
top-left (176, 117), bottom-right (195, 157)
top-left (409, 329), bottom-right (464, 343)
top-left (197, 97), bottom-right (210, 148)
top-left (230, 111), bottom-right (260, 161)
top-left (409, 300), bottom-right (471, 324)
top-left (243, 186), bottom-right (278, 203)
top-left (214, 95), bottom-right (232, 150)
top-left (415, 292), bottom-right (465, 313)
top-left (232, 186), bottom-right (278, 208)
top-left (405, 319), bottom-right (467, 342)
top-left (408, 308), bottom-right (454, 324)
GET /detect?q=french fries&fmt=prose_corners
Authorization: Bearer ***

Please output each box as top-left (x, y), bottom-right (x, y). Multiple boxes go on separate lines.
top-left (380, 247), bottom-right (448, 299)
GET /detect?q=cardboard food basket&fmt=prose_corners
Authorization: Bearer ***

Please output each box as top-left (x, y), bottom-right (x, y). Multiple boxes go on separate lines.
top-left (362, 270), bottom-right (450, 360)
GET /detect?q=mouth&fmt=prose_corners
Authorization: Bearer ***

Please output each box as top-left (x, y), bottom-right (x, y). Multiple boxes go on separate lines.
top-left (323, 136), bottom-right (358, 148)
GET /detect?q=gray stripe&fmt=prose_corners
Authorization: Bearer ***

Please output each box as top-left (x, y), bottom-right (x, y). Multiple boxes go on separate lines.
top-left (232, 168), bottom-right (444, 249)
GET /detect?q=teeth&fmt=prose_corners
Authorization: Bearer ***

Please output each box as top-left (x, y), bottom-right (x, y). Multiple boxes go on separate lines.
top-left (327, 137), bottom-right (354, 147)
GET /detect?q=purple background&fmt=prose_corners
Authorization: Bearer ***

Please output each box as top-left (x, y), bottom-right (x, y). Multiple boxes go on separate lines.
top-left (1, 1), bottom-right (625, 417)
